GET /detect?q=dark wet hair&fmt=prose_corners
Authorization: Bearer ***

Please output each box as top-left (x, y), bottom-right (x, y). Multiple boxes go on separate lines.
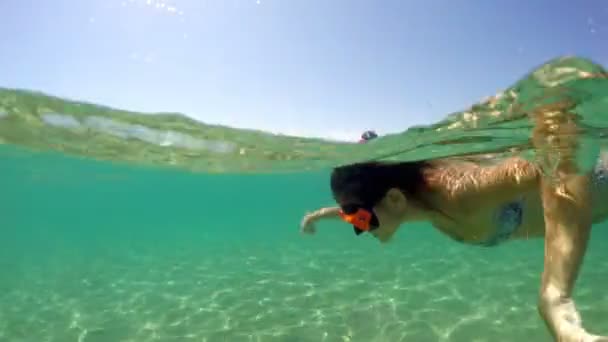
top-left (330, 160), bottom-right (433, 206)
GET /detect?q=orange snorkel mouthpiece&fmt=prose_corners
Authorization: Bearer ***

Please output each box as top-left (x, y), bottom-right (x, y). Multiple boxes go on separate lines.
top-left (339, 208), bottom-right (373, 231)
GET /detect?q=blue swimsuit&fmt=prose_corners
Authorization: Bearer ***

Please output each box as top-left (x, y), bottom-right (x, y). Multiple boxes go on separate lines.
top-left (474, 155), bottom-right (608, 247)
top-left (477, 198), bottom-right (525, 247)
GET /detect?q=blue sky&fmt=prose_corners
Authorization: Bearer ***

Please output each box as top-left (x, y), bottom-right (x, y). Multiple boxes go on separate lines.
top-left (1, 0), bottom-right (606, 140)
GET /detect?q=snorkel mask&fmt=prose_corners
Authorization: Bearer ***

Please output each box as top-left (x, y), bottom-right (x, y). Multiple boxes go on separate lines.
top-left (338, 205), bottom-right (380, 235)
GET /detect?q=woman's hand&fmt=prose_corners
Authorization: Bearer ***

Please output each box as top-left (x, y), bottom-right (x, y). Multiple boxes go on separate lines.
top-left (300, 212), bottom-right (318, 235)
top-left (299, 207), bottom-right (341, 236)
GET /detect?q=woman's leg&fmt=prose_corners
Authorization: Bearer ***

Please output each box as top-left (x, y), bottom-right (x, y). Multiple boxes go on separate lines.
top-left (532, 102), bottom-right (607, 340)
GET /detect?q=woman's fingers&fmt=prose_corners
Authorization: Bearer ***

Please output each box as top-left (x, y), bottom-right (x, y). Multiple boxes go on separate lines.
top-left (300, 214), bottom-right (317, 235)
top-left (587, 334), bottom-right (608, 342)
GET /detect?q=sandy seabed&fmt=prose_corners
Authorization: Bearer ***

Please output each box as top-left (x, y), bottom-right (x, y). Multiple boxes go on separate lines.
top-left (1, 231), bottom-right (607, 342)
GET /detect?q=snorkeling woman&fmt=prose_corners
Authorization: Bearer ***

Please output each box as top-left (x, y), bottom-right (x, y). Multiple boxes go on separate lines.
top-left (300, 102), bottom-right (608, 341)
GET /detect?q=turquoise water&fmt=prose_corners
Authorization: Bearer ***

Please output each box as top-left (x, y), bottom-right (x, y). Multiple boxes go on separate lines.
top-left (2, 56), bottom-right (608, 341)
top-left (2, 146), bottom-right (608, 342)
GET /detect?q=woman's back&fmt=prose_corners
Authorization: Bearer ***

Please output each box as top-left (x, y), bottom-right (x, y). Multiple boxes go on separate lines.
top-left (430, 150), bottom-right (608, 245)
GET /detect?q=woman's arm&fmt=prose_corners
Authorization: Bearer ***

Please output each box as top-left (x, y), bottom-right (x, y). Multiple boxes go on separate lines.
top-left (531, 102), bottom-right (607, 341)
top-left (300, 206), bottom-right (341, 235)
top-left (537, 172), bottom-right (596, 340)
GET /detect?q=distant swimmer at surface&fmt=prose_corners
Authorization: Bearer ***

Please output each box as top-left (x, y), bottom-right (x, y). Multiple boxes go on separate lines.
top-left (301, 101), bottom-right (608, 341)
top-left (358, 130), bottom-right (378, 143)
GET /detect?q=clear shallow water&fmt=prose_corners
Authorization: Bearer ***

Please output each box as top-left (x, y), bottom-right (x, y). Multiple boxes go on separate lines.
top-left (2, 147), bottom-right (608, 342)
top-left (1, 56), bottom-right (608, 174)
top-left (2, 56), bottom-right (608, 341)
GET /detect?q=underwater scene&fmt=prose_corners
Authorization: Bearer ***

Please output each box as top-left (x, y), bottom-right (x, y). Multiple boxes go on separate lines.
top-left (2, 56), bottom-right (608, 341)
top-left (3, 1), bottom-right (608, 341)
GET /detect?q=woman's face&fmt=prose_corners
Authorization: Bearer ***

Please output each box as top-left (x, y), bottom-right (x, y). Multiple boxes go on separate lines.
top-left (369, 202), bottom-right (402, 242)
top-left (338, 188), bottom-right (407, 243)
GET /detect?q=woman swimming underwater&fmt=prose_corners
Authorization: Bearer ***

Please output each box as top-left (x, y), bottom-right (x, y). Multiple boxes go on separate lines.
top-left (300, 104), bottom-right (608, 341)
